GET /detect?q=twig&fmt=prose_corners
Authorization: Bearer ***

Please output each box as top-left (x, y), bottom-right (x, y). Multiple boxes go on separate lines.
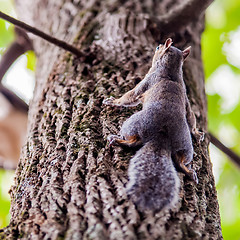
top-left (210, 132), bottom-right (240, 168)
top-left (150, 0), bottom-right (214, 33)
top-left (0, 11), bottom-right (83, 57)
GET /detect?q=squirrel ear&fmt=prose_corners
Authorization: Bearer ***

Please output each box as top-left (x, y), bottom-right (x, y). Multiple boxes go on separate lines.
top-left (182, 46), bottom-right (191, 60)
top-left (164, 38), bottom-right (173, 51)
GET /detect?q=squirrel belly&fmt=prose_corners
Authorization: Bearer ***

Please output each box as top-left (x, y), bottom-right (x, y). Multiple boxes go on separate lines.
top-left (127, 141), bottom-right (180, 211)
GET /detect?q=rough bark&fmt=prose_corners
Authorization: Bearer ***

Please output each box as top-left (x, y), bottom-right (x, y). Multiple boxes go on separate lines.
top-left (0, 0), bottom-right (222, 239)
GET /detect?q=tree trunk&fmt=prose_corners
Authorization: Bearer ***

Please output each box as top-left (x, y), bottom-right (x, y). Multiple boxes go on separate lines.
top-left (0, 0), bottom-right (222, 239)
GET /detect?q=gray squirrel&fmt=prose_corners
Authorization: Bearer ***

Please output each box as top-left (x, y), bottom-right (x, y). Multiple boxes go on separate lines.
top-left (103, 38), bottom-right (204, 212)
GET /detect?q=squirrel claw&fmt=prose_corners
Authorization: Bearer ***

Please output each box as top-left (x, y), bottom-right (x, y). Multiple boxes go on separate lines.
top-left (193, 129), bottom-right (205, 143)
top-left (107, 134), bottom-right (120, 146)
top-left (103, 96), bottom-right (116, 106)
top-left (190, 170), bottom-right (199, 184)
top-left (198, 131), bottom-right (205, 142)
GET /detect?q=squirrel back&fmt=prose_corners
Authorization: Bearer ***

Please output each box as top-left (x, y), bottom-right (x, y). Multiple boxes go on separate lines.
top-left (142, 80), bottom-right (186, 112)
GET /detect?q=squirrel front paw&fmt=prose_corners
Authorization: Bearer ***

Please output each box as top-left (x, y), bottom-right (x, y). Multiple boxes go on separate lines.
top-left (103, 96), bottom-right (118, 106)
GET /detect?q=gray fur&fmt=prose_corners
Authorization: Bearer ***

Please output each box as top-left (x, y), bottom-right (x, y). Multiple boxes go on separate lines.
top-left (103, 39), bottom-right (201, 212)
top-left (120, 80), bottom-right (192, 211)
top-left (127, 143), bottom-right (180, 211)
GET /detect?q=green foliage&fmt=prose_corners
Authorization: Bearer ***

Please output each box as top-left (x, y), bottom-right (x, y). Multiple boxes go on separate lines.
top-left (216, 158), bottom-right (240, 240)
top-left (0, 0), bottom-right (14, 49)
top-left (26, 50), bottom-right (36, 71)
top-left (203, 0), bottom-right (240, 239)
top-left (0, 169), bottom-right (14, 228)
top-left (0, 19), bottom-right (14, 49)
top-left (202, 0), bottom-right (240, 78)
top-left (207, 94), bottom-right (222, 133)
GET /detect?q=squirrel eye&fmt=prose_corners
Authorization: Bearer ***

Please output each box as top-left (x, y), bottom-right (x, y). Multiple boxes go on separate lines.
top-left (156, 46), bottom-right (160, 51)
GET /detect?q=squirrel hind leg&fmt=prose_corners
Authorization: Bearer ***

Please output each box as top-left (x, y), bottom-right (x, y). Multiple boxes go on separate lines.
top-left (174, 151), bottom-right (198, 184)
top-left (107, 134), bottom-right (142, 147)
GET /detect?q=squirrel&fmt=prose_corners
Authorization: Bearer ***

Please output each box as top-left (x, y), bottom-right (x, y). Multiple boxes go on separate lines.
top-left (103, 38), bottom-right (204, 212)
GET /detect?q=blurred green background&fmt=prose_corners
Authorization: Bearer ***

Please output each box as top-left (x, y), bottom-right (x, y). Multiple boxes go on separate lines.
top-left (202, 0), bottom-right (240, 239)
top-left (0, 0), bottom-right (240, 239)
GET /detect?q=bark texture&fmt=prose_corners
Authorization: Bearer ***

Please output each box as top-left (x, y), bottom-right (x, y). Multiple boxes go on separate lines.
top-left (1, 0), bottom-right (222, 239)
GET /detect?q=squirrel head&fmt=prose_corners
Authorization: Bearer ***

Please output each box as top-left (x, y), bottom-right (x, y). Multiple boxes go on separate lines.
top-left (152, 38), bottom-right (191, 68)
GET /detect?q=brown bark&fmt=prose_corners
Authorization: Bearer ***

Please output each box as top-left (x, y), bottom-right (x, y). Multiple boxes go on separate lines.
top-left (0, 0), bottom-right (222, 239)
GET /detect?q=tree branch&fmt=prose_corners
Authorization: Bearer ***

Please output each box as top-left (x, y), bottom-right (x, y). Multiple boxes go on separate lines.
top-left (0, 11), bottom-right (84, 57)
top-left (0, 85), bottom-right (28, 112)
top-left (210, 132), bottom-right (240, 168)
top-left (0, 27), bottom-right (32, 81)
top-left (0, 27), bottom-right (31, 112)
top-left (150, 0), bottom-right (214, 33)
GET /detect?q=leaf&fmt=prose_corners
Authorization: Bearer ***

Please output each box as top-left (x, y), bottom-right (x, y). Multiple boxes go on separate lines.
top-left (202, 0), bottom-right (240, 78)
top-left (207, 93), bottom-right (222, 133)
top-left (0, 19), bottom-right (14, 48)
top-left (26, 51), bottom-right (36, 71)
top-left (0, 170), bottom-right (12, 228)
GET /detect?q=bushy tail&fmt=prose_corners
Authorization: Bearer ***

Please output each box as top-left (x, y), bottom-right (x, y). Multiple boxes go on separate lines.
top-left (127, 141), bottom-right (180, 212)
